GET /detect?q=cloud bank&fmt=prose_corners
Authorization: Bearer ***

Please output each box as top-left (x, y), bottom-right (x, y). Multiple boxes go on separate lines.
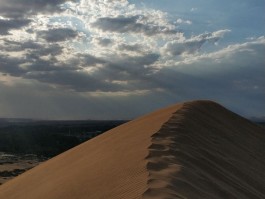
top-left (0, 0), bottom-right (264, 119)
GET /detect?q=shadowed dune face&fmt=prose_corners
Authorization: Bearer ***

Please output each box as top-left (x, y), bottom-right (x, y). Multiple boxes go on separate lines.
top-left (0, 100), bottom-right (264, 199)
top-left (143, 101), bottom-right (265, 199)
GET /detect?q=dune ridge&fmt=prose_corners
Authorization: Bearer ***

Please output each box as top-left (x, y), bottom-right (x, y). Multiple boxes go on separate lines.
top-left (0, 100), bottom-right (264, 199)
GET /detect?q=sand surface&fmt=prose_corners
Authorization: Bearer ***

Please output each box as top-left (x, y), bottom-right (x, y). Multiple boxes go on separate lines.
top-left (143, 101), bottom-right (265, 198)
top-left (0, 100), bottom-right (264, 199)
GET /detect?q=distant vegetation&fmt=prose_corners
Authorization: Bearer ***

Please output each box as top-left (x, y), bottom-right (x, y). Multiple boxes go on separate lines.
top-left (0, 120), bottom-right (126, 158)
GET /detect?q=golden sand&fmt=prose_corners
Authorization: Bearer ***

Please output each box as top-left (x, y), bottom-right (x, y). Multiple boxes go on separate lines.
top-left (0, 100), bottom-right (264, 199)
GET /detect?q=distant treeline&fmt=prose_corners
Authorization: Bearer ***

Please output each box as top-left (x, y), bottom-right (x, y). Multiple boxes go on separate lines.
top-left (0, 120), bottom-right (126, 158)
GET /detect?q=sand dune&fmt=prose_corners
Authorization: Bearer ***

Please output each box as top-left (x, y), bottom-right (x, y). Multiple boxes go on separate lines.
top-left (0, 100), bottom-right (264, 199)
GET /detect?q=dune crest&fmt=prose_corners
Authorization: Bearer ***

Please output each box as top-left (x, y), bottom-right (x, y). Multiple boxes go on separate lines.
top-left (0, 100), bottom-right (264, 199)
top-left (143, 101), bottom-right (265, 198)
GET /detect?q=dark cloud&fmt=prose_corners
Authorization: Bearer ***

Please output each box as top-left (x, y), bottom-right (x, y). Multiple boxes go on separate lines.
top-left (0, 41), bottom-right (67, 76)
top-left (0, 40), bottom-right (65, 73)
top-left (92, 16), bottom-right (179, 36)
top-left (164, 40), bottom-right (204, 56)
top-left (0, 55), bottom-right (25, 76)
top-left (118, 43), bottom-right (142, 52)
top-left (37, 28), bottom-right (78, 42)
top-left (1, 40), bottom-right (61, 55)
top-left (164, 31), bottom-right (229, 56)
top-left (0, 53), bottom-right (65, 77)
top-left (0, 18), bottom-right (31, 35)
top-left (0, 49), bottom-right (159, 92)
top-left (14, 41), bottom-right (42, 50)
top-left (0, 39), bottom-right (113, 91)
top-left (21, 53), bottom-right (159, 92)
top-left (0, 0), bottom-right (75, 18)
top-left (106, 53), bottom-right (160, 79)
top-left (31, 44), bottom-right (63, 57)
top-left (0, 35), bottom-right (107, 73)
top-left (118, 53), bottom-right (159, 67)
top-left (77, 54), bottom-right (106, 67)
top-left (96, 38), bottom-right (113, 47)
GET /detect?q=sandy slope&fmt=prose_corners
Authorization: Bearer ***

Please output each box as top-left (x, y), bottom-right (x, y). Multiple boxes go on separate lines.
top-left (143, 101), bottom-right (265, 199)
top-left (0, 100), bottom-right (264, 199)
top-left (0, 102), bottom-right (182, 199)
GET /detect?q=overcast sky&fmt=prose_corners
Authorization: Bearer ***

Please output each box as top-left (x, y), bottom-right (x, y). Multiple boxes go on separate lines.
top-left (0, 0), bottom-right (264, 120)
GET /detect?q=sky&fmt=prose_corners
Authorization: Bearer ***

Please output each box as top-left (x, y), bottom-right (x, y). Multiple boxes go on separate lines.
top-left (0, 0), bottom-right (264, 120)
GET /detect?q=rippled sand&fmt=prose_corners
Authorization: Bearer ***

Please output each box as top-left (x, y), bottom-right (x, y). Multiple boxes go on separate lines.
top-left (0, 100), bottom-right (264, 199)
